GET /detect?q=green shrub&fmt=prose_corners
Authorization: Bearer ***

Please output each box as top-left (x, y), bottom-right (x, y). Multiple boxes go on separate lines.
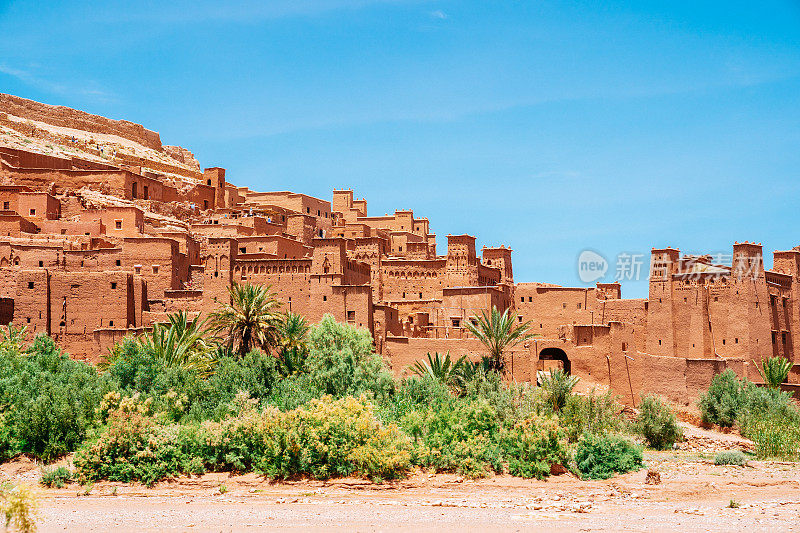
top-left (398, 399), bottom-right (503, 477)
top-left (560, 389), bottom-right (621, 442)
top-left (75, 408), bottom-right (190, 486)
top-left (714, 450), bottom-right (747, 466)
top-left (194, 351), bottom-right (280, 418)
top-left (698, 370), bottom-right (747, 427)
top-left (634, 394), bottom-right (683, 450)
top-left (463, 372), bottom-right (546, 423)
top-left (108, 342), bottom-right (282, 422)
top-left (76, 396), bottom-right (412, 485)
top-left (740, 414), bottom-right (800, 460)
top-left (0, 414), bottom-right (14, 462)
top-left (193, 396), bottom-right (412, 480)
top-left (696, 373), bottom-right (800, 460)
top-left (266, 372), bottom-right (322, 411)
top-left (257, 396), bottom-right (411, 480)
top-left (738, 385), bottom-right (799, 427)
top-left (107, 337), bottom-right (167, 392)
top-left (378, 375), bottom-right (453, 424)
top-left (40, 466), bottom-right (74, 488)
top-left (499, 416), bottom-right (569, 479)
top-left (0, 335), bottom-right (111, 461)
top-left (306, 315), bottom-right (395, 399)
top-left (396, 398), bottom-right (567, 479)
top-left (574, 433), bottom-right (644, 480)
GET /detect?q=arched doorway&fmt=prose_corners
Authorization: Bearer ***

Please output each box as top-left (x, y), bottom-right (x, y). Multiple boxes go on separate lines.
top-left (538, 347), bottom-right (571, 374)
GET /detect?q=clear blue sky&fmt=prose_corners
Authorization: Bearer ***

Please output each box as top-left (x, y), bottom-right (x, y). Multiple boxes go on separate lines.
top-left (1, 1), bottom-right (799, 297)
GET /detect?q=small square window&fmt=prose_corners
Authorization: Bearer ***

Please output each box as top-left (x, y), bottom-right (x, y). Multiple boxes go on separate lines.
top-left (323, 295), bottom-right (327, 301)
top-left (27, 281), bottom-right (34, 289)
top-left (152, 265), bottom-right (159, 274)
top-left (111, 282), bottom-right (117, 289)
top-left (2, 202), bottom-right (8, 210)
top-left (347, 310), bottom-right (356, 322)
top-left (451, 318), bottom-right (461, 328)
top-left (109, 320), bottom-right (114, 326)
top-left (29, 209), bottom-right (35, 215)
top-left (116, 259), bottom-right (121, 266)
top-left (38, 260), bottom-right (43, 267)
top-left (115, 220), bottom-right (122, 229)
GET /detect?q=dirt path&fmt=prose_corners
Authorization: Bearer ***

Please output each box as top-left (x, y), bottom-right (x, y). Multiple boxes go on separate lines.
top-left (15, 452), bottom-right (800, 532)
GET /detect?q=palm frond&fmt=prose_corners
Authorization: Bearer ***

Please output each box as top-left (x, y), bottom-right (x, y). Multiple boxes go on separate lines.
top-left (537, 368), bottom-right (579, 411)
top-left (209, 281), bottom-right (283, 357)
top-left (411, 352), bottom-right (474, 394)
top-left (137, 310), bottom-right (216, 376)
top-left (754, 356), bottom-right (792, 389)
top-left (275, 312), bottom-right (311, 376)
top-left (464, 306), bottom-right (536, 373)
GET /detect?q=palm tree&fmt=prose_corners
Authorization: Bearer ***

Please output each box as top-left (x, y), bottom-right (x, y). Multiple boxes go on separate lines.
top-left (755, 356), bottom-right (792, 389)
top-left (138, 310), bottom-right (215, 375)
top-left (275, 312), bottom-right (310, 376)
top-left (209, 281), bottom-right (283, 357)
top-left (411, 352), bottom-right (471, 393)
top-left (537, 368), bottom-right (579, 411)
top-left (464, 306), bottom-right (535, 373)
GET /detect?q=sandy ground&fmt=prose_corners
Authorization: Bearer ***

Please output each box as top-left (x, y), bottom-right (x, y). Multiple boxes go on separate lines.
top-left (4, 426), bottom-right (799, 532)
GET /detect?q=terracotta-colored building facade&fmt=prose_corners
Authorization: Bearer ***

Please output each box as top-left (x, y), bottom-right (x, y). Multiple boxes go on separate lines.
top-left (0, 93), bottom-right (797, 405)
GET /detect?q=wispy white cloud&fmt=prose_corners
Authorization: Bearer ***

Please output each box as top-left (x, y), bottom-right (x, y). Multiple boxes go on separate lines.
top-left (430, 9), bottom-right (447, 20)
top-left (0, 63), bottom-right (115, 103)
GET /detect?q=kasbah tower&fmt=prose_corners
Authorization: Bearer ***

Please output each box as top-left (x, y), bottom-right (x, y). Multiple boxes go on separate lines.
top-left (0, 92), bottom-right (797, 406)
